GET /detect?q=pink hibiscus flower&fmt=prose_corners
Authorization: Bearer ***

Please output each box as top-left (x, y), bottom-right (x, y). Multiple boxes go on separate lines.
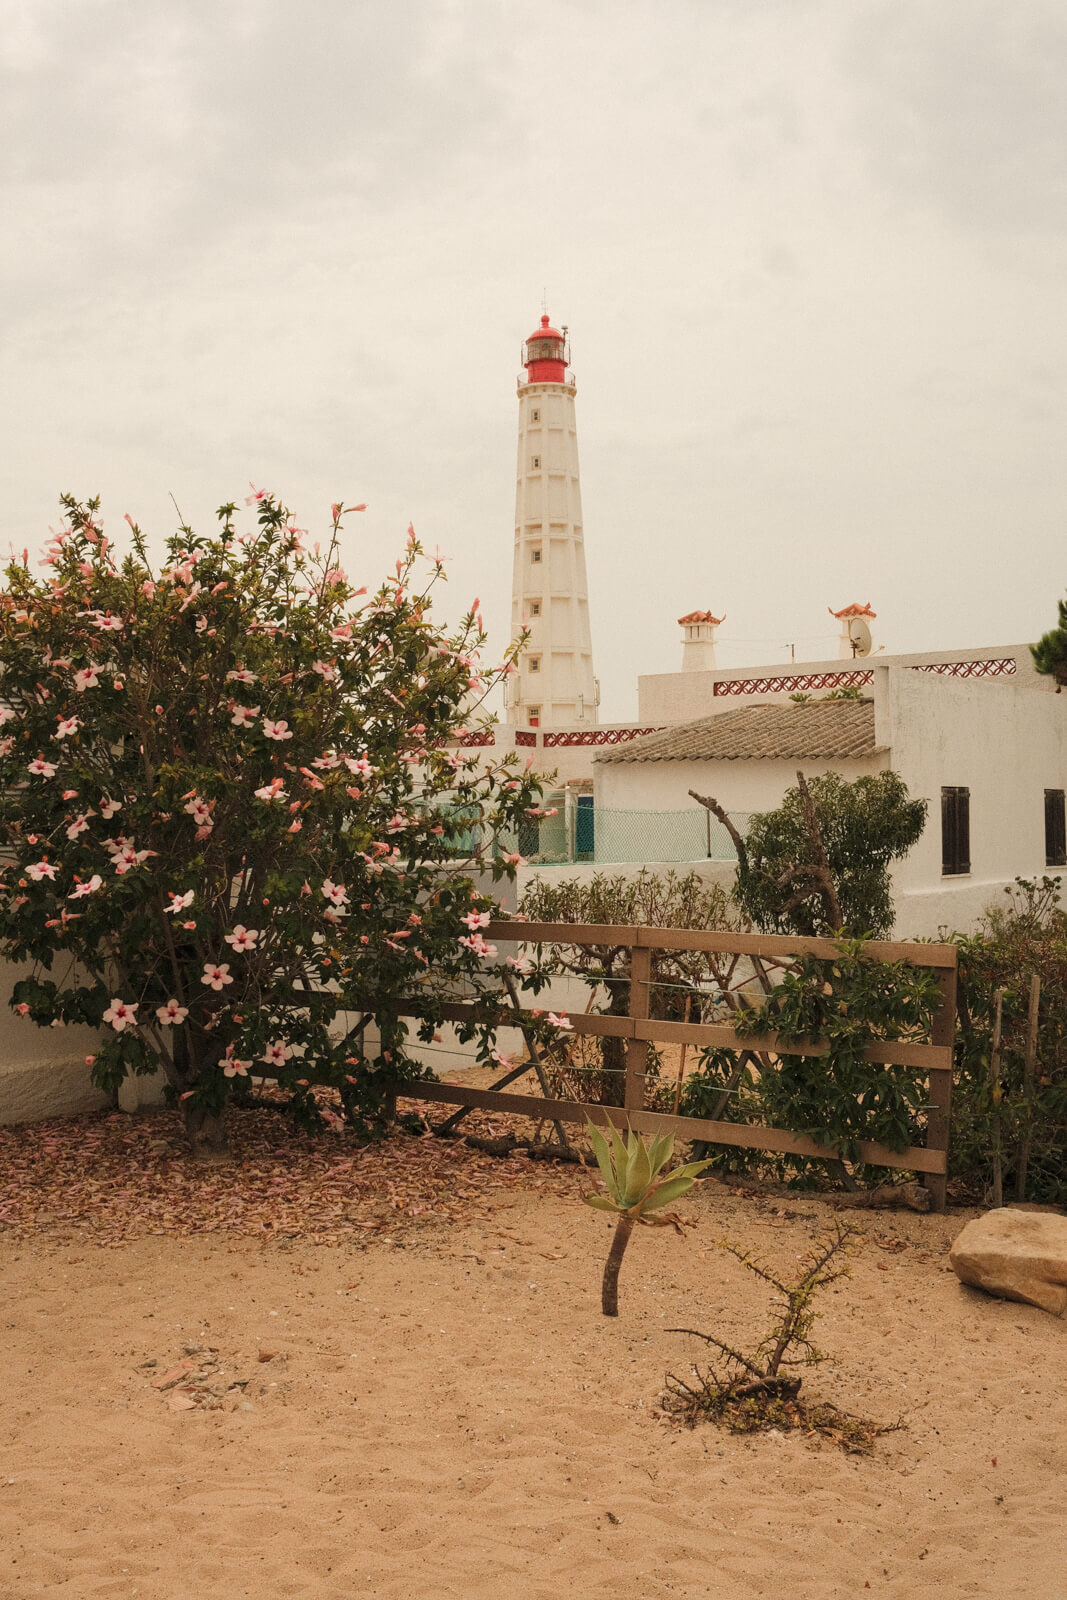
top-left (65, 812), bottom-right (93, 840)
top-left (68, 875), bottom-right (103, 899)
top-left (102, 999), bottom-right (138, 1032)
top-left (156, 999), bottom-right (189, 1026)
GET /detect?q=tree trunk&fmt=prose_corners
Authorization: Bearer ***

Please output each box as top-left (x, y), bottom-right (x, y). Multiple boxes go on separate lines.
top-left (183, 1102), bottom-right (230, 1165)
top-left (599, 962), bottom-right (631, 1107)
top-left (602, 1213), bottom-right (635, 1316)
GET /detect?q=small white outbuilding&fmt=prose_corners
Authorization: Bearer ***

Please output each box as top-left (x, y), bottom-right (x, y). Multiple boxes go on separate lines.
top-left (594, 661), bottom-right (1067, 938)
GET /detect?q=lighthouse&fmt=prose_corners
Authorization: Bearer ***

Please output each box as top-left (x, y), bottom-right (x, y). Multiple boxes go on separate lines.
top-left (506, 313), bottom-right (598, 728)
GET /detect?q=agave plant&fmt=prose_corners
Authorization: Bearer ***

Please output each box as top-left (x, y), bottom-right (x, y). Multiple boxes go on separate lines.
top-left (584, 1122), bottom-right (712, 1316)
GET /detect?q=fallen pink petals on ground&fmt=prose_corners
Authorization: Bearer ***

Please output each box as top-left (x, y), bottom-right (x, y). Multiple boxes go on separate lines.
top-left (0, 1094), bottom-right (575, 1249)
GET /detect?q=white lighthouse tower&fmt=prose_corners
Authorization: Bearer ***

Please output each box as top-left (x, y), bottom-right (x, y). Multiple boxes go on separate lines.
top-left (506, 313), bottom-right (598, 728)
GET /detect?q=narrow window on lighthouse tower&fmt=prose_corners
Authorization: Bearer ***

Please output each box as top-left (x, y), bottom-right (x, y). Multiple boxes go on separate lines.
top-left (529, 599), bottom-right (541, 616)
top-left (531, 546), bottom-right (542, 564)
top-left (531, 455), bottom-right (541, 469)
top-left (531, 409), bottom-right (540, 422)
top-left (528, 707), bottom-right (540, 727)
top-left (529, 656), bottom-right (540, 672)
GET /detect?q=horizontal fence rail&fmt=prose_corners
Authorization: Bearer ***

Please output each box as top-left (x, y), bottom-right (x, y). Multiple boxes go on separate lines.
top-left (399, 920), bottom-right (959, 1211)
top-left (486, 921), bottom-right (959, 967)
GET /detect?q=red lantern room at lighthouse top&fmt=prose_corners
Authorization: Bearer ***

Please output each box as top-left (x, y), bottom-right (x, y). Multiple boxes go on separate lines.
top-left (523, 314), bottom-right (571, 384)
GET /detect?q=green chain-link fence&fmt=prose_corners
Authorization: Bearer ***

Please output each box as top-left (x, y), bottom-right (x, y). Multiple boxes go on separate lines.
top-left (443, 797), bottom-right (750, 866)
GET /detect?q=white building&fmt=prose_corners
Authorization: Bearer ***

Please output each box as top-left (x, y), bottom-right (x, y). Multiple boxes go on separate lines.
top-left (594, 660), bottom-right (1067, 937)
top-left (506, 313), bottom-right (598, 729)
top-left (638, 635), bottom-right (1039, 725)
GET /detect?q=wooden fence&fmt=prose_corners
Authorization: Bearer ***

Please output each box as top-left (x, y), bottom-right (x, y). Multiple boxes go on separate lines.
top-left (399, 920), bottom-right (959, 1213)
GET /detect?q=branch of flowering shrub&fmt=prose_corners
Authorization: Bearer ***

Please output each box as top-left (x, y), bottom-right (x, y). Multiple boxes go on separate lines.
top-left (0, 490), bottom-right (545, 1150)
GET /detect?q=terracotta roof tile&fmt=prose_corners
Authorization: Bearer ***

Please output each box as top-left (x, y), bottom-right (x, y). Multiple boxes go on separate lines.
top-left (829, 602), bottom-right (877, 619)
top-left (595, 698), bottom-right (882, 764)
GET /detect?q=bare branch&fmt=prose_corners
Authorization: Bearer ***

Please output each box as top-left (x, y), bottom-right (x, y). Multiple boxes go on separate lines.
top-left (794, 770), bottom-right (843, 933)
top-left (688, 789), bottom-right (749, 877)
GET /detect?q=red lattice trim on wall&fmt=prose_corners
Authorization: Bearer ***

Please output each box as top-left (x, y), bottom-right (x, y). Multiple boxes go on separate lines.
top-left (514, 730), bottom-right (537, 746)
top-left (542, 727), bottom-right (664, 747)
top-left (910, 658), bottom-right (1017, 679)
top-left (713, 671), bottom-right (873, 697)
top-left (459, 730), bottom-right (495, 747)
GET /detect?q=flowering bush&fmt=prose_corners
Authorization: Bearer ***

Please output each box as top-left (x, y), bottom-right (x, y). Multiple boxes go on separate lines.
top-left (0, 490), bottom-right (541, 1158)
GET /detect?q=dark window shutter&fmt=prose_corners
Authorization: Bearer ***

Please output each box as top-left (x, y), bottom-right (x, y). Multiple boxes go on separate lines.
top-left (942, 787), bottom-right (970, 875)
top-left (941, 788), bottom-right (956, 874)
top-left (1046, 789), bottom-right (1067, 867)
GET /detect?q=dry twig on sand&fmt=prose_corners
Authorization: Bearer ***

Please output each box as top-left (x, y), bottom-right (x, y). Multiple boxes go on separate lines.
top-left (663, 1222), bottom-right (898, 1452)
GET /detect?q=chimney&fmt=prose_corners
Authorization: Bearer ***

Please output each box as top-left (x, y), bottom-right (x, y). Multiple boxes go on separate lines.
top-left (678, 609), bottom-right (724, 672)
top-left (828, 602), bottom-right (876, 660)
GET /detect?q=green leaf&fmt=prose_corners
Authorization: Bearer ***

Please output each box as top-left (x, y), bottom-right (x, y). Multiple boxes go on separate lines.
top-left (585, 1121), bottom-right (617, 1197)
top-left (664, 1157), bottom-right (714, 1184)
top-left (639, 1170), bottom-right (706, 1212)
top-left (645, 1131), bottom-right (675, 1178)
top-left (583, 1193), bottom-right (622, 1213)
top-left (622, 1130), bottom-right (652, 1208)
top-left (606, 1120), bottom-right (631, 1186)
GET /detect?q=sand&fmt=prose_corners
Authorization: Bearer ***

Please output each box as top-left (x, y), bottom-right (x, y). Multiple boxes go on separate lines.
top-left (2, 1127), bottom-right (1066, 1598)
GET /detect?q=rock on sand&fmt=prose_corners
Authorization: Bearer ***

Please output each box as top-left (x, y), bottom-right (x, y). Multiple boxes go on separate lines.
top-left (949, 1208), bottom-right (1067, 1316)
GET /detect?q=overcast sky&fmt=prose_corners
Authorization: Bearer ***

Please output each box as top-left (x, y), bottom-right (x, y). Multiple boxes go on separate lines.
top-left (3, 0), bottom-right (1065, 719)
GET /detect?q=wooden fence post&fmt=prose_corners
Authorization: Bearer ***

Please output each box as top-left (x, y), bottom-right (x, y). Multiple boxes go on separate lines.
top-left (625, 943), bottom-right (652, 1114)
top-left (1016, 974), bottom-right (1042, 1203)
top-left (989, 988), bottom-right (1005, 1208)
top-left (927, 962), bottom-right (958, 1214)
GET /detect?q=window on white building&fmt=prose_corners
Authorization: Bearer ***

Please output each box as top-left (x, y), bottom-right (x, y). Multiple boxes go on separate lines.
top-left (529, 599), bottom-right (541, 617)
top-left (528, 707), bottom-right (540, 727)
top-left (531, 409), bottom-right (540, 422)
top-left (531, 455), bottom-right (540, 469)
top-left (531, 546), bottom-right (542, 563)
top-left (1046, 789), bottom-right (1067, 867)
top-left (529, 656), bottom-right (540, 672)
top-left (941, 787), bottom-right (970, 876)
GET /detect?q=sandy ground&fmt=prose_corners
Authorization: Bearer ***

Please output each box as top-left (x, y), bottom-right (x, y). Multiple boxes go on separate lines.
top-left (2, 1159), bottom-right (1066, 1600)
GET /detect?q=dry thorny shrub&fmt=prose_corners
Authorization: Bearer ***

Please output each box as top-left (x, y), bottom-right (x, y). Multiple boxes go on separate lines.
top-left (661, 1221), bottom-right (900, 1453)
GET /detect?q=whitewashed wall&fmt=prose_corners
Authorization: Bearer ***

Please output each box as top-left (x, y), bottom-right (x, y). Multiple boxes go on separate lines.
top-left (0, 958), bottom-right (107, 1124)
top-left (593, 753), bottom-right (887, 816)
top-left (591, 665), bottom-right (1067, 939)
top-left (880, 666), bottom-right (1067, 935)
top-left (637, 643), bottom-right (1045, 725)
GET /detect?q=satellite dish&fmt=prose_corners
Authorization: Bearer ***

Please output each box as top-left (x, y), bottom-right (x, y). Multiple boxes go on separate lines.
top-left (848, 617), bottom-right (873, 658)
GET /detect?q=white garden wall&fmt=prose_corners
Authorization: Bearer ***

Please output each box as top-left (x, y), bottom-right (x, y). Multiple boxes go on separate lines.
top-left (0, 960), bottom-right (106, 1124)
